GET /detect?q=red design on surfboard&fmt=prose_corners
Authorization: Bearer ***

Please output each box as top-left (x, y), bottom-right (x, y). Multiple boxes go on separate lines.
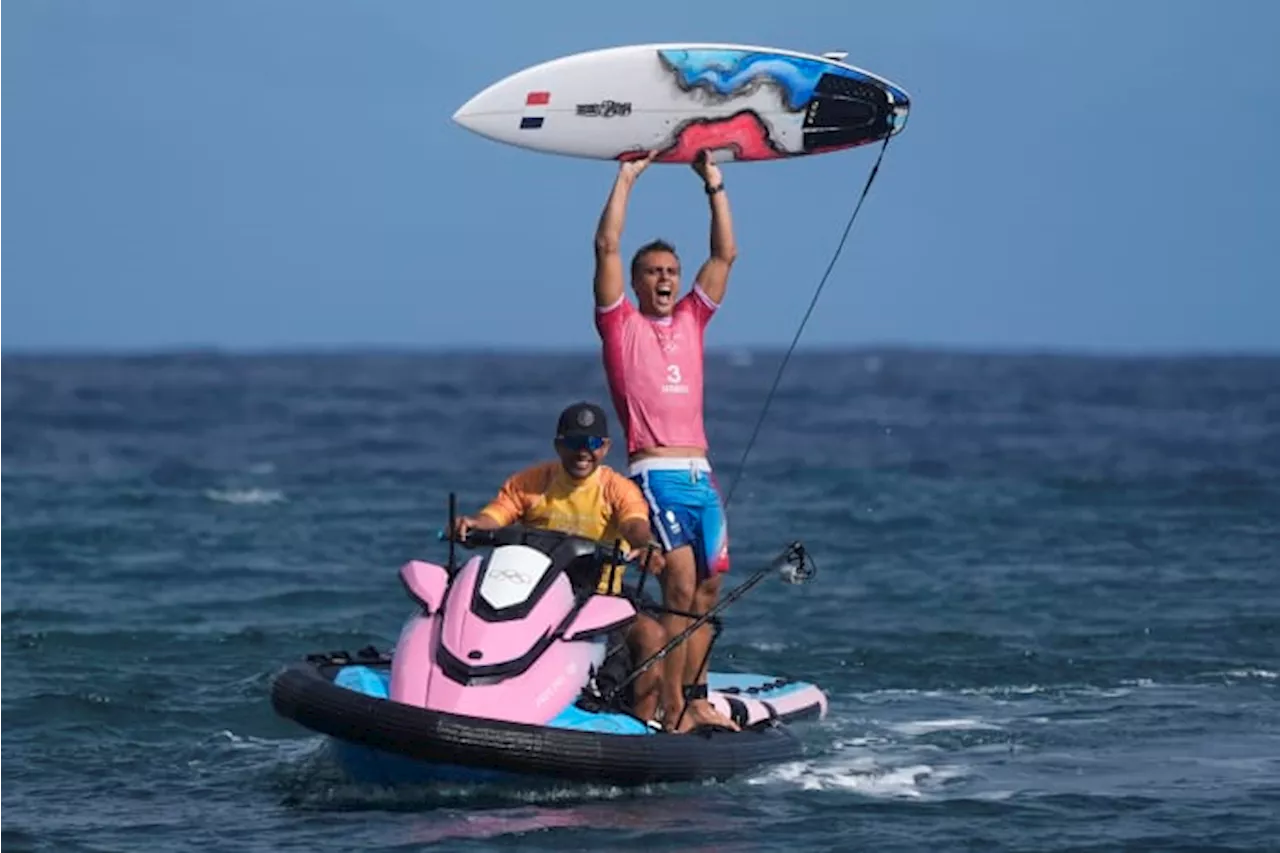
top-left (525, 91), bottom-right (551, 106)
top-left (617, 111), bottom-right (787, 163)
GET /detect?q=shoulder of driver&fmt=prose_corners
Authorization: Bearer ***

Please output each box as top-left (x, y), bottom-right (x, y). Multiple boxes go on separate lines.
top-left (601, 466), bottom-right (648, 521)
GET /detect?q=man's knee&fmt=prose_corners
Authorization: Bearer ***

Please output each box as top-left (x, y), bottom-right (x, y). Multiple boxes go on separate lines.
top-left (695, 572), bottom-right (723, 607)
top-left (630, 613), bottom-right (667, 657)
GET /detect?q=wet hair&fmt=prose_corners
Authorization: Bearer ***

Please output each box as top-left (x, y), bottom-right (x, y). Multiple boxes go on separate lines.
top-left (630, 239), bottom-right (679, 278)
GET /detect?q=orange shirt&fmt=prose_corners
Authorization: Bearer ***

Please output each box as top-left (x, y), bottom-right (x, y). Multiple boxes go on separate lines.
top-left (479, 461), bottom-right (650, 594)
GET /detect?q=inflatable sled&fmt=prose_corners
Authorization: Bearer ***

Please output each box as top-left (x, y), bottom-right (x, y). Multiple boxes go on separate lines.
top-left (270, 524), bottom-right (826, 786)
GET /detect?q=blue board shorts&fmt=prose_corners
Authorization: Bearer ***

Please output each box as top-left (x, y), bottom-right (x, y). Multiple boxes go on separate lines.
top-left (629, 458), bottom-right (730, 581)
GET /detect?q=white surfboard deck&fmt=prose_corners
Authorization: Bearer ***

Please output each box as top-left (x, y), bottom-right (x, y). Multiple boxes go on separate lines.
top-left (452, 42), bottom-right (911, 164)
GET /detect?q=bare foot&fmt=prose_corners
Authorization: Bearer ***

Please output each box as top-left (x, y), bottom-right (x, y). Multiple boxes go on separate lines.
top-left (661, 702), bottom-right (687, 733)
top-left (677, 699), bottom-right (740, 733)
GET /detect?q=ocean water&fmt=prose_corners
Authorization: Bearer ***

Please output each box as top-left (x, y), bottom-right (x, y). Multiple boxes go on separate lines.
top-left (3, 349), bottom-right (1278, 852)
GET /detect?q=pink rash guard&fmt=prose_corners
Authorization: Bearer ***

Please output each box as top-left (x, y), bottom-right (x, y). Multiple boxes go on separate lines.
top-left (594, 286), bottom-right (718, 456)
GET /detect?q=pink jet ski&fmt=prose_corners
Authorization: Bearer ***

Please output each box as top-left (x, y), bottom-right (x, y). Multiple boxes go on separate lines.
top-left (270, 520), bottom-right (827, 786)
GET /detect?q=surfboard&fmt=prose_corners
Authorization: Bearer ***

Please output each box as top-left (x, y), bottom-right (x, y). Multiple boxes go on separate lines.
top-left (451, 43), bottom-right (910, 164)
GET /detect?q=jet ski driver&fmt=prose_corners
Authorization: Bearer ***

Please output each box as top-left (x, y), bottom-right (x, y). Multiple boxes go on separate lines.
top-left (451, 401), bottom-right (669, 727)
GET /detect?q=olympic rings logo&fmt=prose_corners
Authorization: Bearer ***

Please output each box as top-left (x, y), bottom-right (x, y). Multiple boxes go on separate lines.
top-left (489, 568), bottom-right (533, 585)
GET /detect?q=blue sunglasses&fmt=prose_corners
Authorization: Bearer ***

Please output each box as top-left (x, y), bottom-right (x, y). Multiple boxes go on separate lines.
top-left (557, 435), bottom-right (606, 452)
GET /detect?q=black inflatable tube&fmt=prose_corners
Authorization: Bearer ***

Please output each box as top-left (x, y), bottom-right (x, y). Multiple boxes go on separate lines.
top-left (270, 661), bottom-right (804, 786)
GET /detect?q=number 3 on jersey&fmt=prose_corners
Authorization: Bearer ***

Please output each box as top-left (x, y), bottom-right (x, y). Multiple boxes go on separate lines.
top-left (665, 364), bottom-right (682, 384)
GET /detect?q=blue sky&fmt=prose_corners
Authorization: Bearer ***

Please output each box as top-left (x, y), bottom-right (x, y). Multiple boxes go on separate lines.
top-left (4, 0), bottom-right (1278, 354)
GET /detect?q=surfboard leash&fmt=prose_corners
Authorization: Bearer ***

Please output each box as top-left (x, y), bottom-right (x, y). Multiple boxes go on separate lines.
top-left (720, 133), bottom-right (894, 511)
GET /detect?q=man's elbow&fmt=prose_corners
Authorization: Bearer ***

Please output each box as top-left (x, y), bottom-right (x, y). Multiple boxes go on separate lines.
top-left (621, 520), bottom-right (650, 546)
top-left (594, 234), bottom-right (621, 256)
top-left (715, 245), bottom-right (738, 266)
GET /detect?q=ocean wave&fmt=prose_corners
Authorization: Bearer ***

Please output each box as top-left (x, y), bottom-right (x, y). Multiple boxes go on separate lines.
top-left (204, 488), bottom-right (286, 505)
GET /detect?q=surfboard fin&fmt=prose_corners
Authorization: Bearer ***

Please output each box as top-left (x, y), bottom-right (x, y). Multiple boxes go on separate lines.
top-left (821, 51), bottom-right (848, 62)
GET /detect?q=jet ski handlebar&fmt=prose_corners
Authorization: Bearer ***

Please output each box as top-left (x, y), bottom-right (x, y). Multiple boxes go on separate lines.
top-left (439, 524), bottom-right (657, 570)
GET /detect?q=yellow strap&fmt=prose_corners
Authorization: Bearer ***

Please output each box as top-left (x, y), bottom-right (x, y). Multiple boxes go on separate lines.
top-left (595, 563), bottom-right (626, 595)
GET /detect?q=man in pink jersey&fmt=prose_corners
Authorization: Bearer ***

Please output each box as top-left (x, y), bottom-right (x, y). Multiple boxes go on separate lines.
top-left (591, 149), bottom-right (740, 733)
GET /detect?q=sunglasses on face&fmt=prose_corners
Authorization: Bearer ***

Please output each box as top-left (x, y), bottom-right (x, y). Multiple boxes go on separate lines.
top-left (557, 435), bottom-right (606, 452)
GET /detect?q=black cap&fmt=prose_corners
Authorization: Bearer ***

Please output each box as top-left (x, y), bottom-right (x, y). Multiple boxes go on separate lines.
top-left (556, 401), bottom-right (609, 439)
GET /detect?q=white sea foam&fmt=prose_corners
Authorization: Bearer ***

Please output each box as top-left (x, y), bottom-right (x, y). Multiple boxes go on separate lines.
top-left (887, 717), bottom-right (1005, 737)
top-left (204, 488), bottom-right (285, 505)
top-left (750, 753), bottom-right (969, 798)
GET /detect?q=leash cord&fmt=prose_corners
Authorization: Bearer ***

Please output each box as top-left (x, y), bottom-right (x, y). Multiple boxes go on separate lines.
top-left (721, 134), bottom-right (894, 510)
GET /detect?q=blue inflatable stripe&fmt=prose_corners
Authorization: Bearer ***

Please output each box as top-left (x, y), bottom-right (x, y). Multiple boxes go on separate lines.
top-left (333, 665), bottom-right (390, 698)
top-left (544, 704), bottom-right (653, 735)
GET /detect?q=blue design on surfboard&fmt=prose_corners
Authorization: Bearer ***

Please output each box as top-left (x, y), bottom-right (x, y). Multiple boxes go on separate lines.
top-left (658, 49), bottom-right (910, 112)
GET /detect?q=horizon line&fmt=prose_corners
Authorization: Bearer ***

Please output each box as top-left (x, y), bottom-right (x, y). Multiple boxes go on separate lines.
top-left (3, 340), bottom-right (1278, 361)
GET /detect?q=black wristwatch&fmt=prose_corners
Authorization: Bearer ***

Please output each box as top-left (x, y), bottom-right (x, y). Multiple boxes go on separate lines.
top-left (704, 181), bottom-right (725, 196)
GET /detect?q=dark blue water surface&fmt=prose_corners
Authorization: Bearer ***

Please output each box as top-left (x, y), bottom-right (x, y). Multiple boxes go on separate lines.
top-left (3, 349), bottom-right (1278, 852)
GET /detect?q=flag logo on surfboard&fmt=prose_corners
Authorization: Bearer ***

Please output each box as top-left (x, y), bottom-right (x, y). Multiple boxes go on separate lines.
top-left (520, 91), bottom-right (550, 129)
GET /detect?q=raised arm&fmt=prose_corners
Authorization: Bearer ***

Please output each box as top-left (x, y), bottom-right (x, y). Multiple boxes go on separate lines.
top-left (593, 153), bottom-right (656, 308)
top-left (691, 151), bottom-right (737, 305)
